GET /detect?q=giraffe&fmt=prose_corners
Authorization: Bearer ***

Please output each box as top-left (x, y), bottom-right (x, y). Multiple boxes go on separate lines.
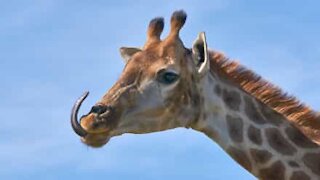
top-left (71, 10), bottom-right (320, 179)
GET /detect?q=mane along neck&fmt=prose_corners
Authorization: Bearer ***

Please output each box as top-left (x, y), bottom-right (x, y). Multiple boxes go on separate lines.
top-left (208, 50), bottom-right (320, 144)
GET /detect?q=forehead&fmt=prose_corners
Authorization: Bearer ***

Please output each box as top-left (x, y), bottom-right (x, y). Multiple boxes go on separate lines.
top-left (128, 42), bottom-right (190, 70)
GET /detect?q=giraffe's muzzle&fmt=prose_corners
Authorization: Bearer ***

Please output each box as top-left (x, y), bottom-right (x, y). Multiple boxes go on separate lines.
top-left (71, 91), bottom-right (116, 139)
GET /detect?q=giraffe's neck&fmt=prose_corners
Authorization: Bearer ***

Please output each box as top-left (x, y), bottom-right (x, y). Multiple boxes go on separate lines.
top-left (191, 70), bottom-right (320, 180)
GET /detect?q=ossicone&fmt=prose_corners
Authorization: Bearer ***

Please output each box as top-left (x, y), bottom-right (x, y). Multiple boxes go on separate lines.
top-left (169, 10), bottom-right (187, 37)
top-left (147, 17), bottom-right (164, 43)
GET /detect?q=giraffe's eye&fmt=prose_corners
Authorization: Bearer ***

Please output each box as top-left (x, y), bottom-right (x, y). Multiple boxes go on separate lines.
top-left (157, 70), bottom-right (179, 84)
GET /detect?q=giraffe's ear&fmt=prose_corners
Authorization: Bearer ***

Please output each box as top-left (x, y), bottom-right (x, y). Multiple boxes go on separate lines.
top-left (119, 47), bottom-right (141, 63)
top-left (192, 32), bottom-right (210, 76)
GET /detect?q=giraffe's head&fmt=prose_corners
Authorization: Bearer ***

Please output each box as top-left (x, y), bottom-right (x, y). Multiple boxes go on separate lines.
top-left (71, 10), bottom-right (211, 147)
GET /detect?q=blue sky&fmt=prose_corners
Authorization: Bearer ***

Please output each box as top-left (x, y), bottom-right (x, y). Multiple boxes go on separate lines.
top-left (1, 0), bottom-right (320, 179)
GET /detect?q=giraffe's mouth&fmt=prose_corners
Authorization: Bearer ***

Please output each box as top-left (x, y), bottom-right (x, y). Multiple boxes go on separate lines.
top-left (71, 92), bottom-right (115, 147)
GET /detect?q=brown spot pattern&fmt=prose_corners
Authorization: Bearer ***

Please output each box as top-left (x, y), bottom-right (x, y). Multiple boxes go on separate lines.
top-left (265, 128), bottom-right (297, 155)
top-left (288, 161), bottom-right (300, 168)
top-left (222, 89), bottom-right (241, 111)
top-left (290, 171), bottom-right (310, 180)
top-left (248, 125), bottom-right (262, 145)
top-left (226, 114), bottom-right (243, 143)
top-left (285, 126), bottom-right (318, 148)
top-left (211, 51), bottom-right (320, 144)
top-left (259, 161), bottom-right (285, 180)
top-left (257, 101), bottom-right (283, 125)
top-left (250, 149), bottom-right (272, 164)
top-left (303, 152), bottom-right (320, 176)
top-left (244, 96), bottom-right (266, 124)
top-left (227, 147), bottom-right (252, 172)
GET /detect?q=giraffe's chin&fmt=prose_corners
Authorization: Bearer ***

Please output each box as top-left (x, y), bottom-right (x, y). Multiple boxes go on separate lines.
top-left (81, 134), bottom-right (110, 148)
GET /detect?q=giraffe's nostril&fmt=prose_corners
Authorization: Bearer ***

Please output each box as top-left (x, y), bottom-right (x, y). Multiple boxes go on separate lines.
top-left (91, 105), bottom-right (108, 114)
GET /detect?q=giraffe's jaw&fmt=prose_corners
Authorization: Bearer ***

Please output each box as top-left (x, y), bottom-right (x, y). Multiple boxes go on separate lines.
top-left (80, 133), bottom-right (110, 148)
